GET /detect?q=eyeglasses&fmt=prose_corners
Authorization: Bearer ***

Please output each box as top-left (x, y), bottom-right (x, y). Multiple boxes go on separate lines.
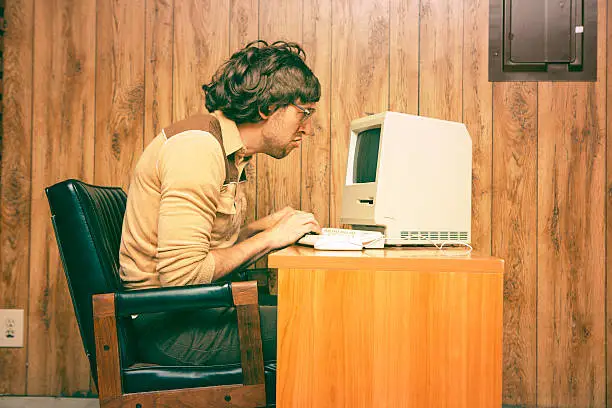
top-left (291, 103), bottom-right (316, 122)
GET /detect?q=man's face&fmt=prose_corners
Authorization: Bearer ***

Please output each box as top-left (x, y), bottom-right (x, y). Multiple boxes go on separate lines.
top-left (261, 102), bottom-right (316, 159)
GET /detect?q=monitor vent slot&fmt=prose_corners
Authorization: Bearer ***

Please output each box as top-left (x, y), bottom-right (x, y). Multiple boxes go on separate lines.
top-left (400, 231), bottom-right (469, 241)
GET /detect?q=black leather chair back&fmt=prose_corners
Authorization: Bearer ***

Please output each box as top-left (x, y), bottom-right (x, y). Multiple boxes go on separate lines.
top-left (45, 179), bottom-right (134, 386)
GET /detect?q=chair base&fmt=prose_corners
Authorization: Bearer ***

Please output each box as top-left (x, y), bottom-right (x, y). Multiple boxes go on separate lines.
top-left (100, 383), bottom-right (266, 408)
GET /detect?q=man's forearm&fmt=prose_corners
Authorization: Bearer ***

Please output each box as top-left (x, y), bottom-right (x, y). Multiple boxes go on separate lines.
top-left (237, 217), bottom-right (274, 242)
top-left (237, 207), bottom-right (297, 243)
top-left (209, 231), bottom-right (273, 281)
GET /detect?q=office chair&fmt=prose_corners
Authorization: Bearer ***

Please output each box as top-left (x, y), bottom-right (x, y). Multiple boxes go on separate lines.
top-left (45, 179), bottom-right (276, 407)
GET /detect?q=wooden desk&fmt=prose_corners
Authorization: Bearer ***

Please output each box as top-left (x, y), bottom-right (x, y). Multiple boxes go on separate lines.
top-left (268, 246), bottom-right (504, 408)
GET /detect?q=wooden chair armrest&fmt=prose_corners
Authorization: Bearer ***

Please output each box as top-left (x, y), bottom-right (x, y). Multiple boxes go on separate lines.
top-left (92, 293), bottom-right (122, 401)
top-left (231, 281), bottom-right (266, 386)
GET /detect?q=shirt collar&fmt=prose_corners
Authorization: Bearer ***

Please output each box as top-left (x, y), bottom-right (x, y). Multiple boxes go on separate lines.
top-left (212, 110), bottom-right (245, 157)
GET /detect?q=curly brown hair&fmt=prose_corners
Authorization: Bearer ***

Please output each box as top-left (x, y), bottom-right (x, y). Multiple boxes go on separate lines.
top-left (202, 40), bottom-right (321, 124)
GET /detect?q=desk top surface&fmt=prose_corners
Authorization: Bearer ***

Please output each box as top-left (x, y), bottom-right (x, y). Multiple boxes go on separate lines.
top-left (268, 245), bottom-right (504, 273)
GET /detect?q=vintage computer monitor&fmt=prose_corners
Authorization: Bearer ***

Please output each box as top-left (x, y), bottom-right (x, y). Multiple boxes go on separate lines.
top-left (340, 111), bottom-right (472, 246)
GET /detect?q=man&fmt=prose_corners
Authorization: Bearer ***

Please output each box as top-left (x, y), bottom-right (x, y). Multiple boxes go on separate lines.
top-left (119, 40), bottom-right (321, 366)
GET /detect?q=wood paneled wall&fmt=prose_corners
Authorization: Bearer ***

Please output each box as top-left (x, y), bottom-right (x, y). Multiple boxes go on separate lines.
top-left (0, 0), bottom-right (608, 406)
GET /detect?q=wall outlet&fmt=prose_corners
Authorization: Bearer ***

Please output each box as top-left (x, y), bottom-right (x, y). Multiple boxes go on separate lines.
top-left (0, 309), bottom-right (24, 347)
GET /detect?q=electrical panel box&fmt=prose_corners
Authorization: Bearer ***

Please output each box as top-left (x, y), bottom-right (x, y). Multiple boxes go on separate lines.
top-left (489, 0), bottom-right (597, 81)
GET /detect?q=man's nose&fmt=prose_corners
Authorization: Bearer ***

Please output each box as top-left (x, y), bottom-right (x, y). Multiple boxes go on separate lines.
top-left (299, 118), bottom-right (315, 136)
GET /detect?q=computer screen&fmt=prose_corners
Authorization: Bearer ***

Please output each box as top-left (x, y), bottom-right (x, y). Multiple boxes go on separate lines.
top-left (353, 127), bottom-right (381, 183)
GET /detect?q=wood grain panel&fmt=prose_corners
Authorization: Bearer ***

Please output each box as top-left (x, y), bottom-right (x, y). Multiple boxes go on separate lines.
top-left (257, 0), bottom-right (303, 220)
top-left (537, 80), bottom-right (606, 406)
top-left (3, 0), bottom-right (612, 400)
top-left (144, 0), bottom-right (174, 146)
top-left (419, 0), bottom-right (462, 121)
top-left (492, 82), bottom-right (537, 406)
top-left (229, 0), bottom-right (258, 54)
top-left (229, 0), bottom-right (258, 229)
top-left (464, 0), bottom-right (492, 254)
top-left (605, 0), bottom-right (612, 406)
top-left (389, 0), bottom-right (419, 114)
top-left (276, 262), bottom-right (503, 407)
top-left (540, 3), bottom-right (606, 406)
top-left (173, 0), bottom-right (229, 121)
top-left (254, 0), bottom-right (302, 268)
top-left (0, 0), bottom-right (33, 395)
top-left (27, 0), bottom-right (96, 396)
top-left (330, 0), bottom-right (389, 225)
top-left (302, 0), bottom-right (331, 227)
top-left (606, 0), bottom-right (612, 405)
top-left (95, 0), bottom-right (146, 189)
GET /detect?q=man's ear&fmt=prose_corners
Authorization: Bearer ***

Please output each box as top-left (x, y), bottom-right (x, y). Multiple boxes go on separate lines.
top-left (259, 105), bottom-right (277, 120)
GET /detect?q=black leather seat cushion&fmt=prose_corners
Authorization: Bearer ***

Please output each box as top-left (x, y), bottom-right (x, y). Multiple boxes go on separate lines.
top-left (124, 361), bottom-right (276, 405)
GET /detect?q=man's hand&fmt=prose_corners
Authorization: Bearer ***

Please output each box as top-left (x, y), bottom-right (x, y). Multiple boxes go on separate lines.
top-left (264, 206), bottom-right (295, 226)
top-left (263, 210), bottom-right (322, 249)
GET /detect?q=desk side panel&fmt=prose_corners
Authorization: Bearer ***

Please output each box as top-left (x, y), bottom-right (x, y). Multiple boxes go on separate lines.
top-left (277, 267), bottom-right (503, 408)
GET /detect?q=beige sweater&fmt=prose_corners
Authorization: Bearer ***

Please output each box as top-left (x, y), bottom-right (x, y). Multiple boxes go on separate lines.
top-left (119, 112), bottom-right (251, 290)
